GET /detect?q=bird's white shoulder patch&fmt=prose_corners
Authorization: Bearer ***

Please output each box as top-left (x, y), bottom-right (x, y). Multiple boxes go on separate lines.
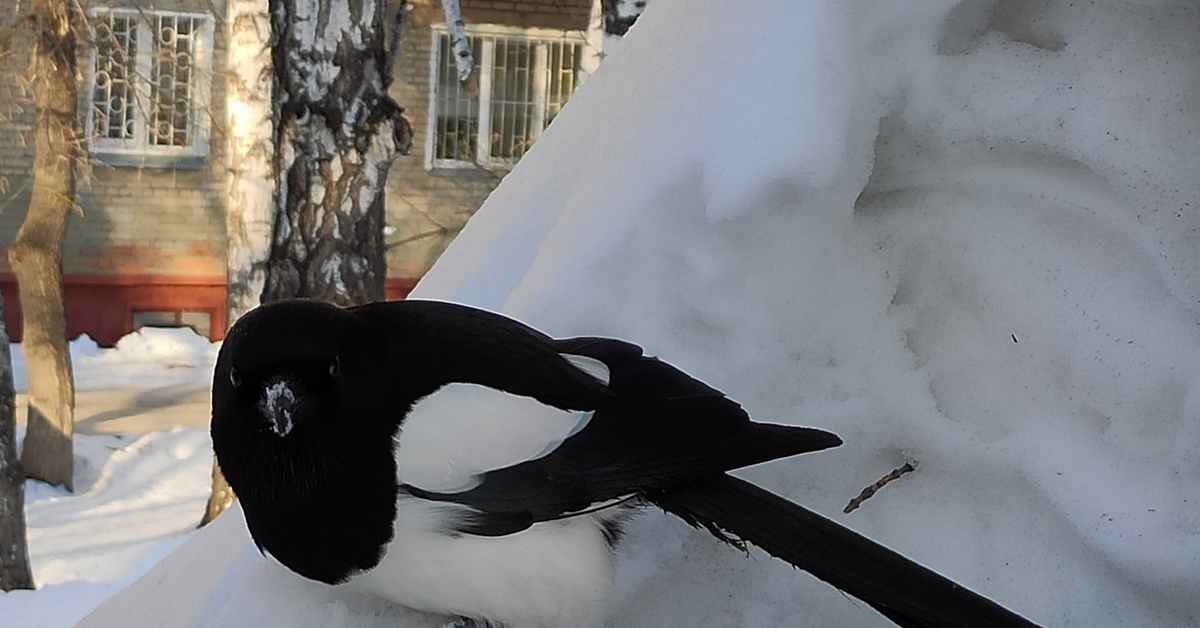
top-left (395, 383), bottom-right (592, 492)
top-left (563, 354), bottom-right (610, 385)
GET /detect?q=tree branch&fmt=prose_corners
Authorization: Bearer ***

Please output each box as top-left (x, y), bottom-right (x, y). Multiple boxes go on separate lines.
top-left (383, 0), bottom-right (406, 89)
top-left (439, 0), bottom-right (475, 93)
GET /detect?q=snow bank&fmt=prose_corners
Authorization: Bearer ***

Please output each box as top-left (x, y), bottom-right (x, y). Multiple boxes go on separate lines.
top-left (0, 427), bottom-right (212, 627)
top-left (0, 329), bottom-right (219, 626)
top-left (11, 327), bottom-right (220, 392)
top-left (79, 0), bottom-right (1200, 626)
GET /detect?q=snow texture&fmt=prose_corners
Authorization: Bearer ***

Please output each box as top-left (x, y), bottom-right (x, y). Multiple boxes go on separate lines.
top-left (63, 0), bottom-right (1200, 626)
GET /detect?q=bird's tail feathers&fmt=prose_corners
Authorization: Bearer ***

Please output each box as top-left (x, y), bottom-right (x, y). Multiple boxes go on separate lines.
top-left (650, 475), bottom-right (1044, 628)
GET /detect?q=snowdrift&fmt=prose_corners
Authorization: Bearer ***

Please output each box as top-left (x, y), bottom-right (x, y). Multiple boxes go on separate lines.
top-left (81, 0), bottom-right (1200, 626)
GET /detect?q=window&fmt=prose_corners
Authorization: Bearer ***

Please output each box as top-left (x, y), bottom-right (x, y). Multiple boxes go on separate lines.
top-left (132, 310), bottom-right (212, 338)
top-left (428, 26), bottom-right (584, 169)
top-left (86, 10), bottom-right (214, 167)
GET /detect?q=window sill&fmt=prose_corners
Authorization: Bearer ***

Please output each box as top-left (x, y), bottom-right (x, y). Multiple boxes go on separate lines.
top-left (90, 151), bottom-right (207, 170)
top-left (425, 164), bottom-right (510, 179)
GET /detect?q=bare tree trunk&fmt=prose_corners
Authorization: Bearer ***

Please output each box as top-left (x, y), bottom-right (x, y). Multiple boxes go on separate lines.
top-left (12, 0), bottom-right (77, 492)
top-left (200, 458), bottom-right (237, 527)
top-left (203, 0), bottom-right (275, 527)
top-left (260, 0), bottom-right (413, 306)
top-left (0, 292), bottom-right (34, 591)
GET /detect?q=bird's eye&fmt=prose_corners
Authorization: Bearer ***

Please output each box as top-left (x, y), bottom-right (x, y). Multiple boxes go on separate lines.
top-left (229, 367), bottom-right (243, 388)
top-left (329, 356), bottom-right (341, 378)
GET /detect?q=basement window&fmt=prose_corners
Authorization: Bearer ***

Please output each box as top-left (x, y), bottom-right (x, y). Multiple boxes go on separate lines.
top-left (132, 310), bottom-right (212, 338)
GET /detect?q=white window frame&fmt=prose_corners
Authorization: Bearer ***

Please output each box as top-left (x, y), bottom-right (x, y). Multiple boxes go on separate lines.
top-left (85, 8), bottom-right (215, 167)
top-left (425, 24), bottom-right (586, 171)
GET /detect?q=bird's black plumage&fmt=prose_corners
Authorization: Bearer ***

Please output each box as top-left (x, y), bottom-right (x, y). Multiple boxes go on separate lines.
top-left (409, 335), bottom-right (841, 536)
top-left (211, 298), bottom-right (1045, 628)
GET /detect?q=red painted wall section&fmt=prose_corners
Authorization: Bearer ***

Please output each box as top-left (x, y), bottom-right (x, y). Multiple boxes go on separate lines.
top-left (0, 275), bottom-right (419, 348)
top-left (0, 274), bottom-right (227, 347)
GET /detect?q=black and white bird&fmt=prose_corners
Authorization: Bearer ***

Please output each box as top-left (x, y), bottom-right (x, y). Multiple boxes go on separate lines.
top-left (211, 299), bottom-right (1043, 628)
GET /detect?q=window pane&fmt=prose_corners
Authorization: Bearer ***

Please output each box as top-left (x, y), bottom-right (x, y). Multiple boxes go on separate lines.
top-left (149, 14), bottom-right (198, 147)
top-left (434, 34), bottom-right (480, 162)
top-left (545, 41), bottom-right (581, 127)
top-left (489, 38), bottom-right (536, 161)
top-left (132, 311), bottom-right (212, 338)
top-left (180, 311), bottom-right (212, 338)
top-left (92, 14), bottom-right (137, 141)
top-left (131, 311), bottom-right (178, 329)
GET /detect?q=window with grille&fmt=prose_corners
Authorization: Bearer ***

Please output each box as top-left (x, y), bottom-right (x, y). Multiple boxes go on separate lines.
top-left (428, 26), bottom-right (585, 169)
top-left (86, 10), bottom-right (214, 167)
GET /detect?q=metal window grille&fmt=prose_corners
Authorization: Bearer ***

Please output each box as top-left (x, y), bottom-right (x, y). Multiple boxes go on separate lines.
top-left (431, 30), bottom-right (583, 168)
top-left (87, 10), bottom-right (211, 159)
top-left (544, 40), bottom-right (578, 127)
top-left (434, 35), bottom-right (482, 162)
top-left (92, 14), bottom-right (138, 141)
top-left (149, 14), bottom-right (199, 147)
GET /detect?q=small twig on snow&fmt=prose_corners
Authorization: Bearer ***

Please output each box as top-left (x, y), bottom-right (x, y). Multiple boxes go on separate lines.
top-left (843, 461), bottom-right (916, 514)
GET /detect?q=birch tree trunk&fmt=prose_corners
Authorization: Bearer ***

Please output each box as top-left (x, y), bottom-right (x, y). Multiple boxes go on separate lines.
top-left (204, 0), bottom-right (275, 527)
top-left (12, 0), bottom-right (77, 492)
top-left (260, 0), bottom-right (413, 306)
top-left (225, 0), bottom-right (275, 322)
top-left (0, 292), bottom-right (34, 590)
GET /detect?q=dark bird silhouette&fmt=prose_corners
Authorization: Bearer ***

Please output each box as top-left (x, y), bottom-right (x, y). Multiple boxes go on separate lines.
top-left (211, 298), bottom-right (1044, 628)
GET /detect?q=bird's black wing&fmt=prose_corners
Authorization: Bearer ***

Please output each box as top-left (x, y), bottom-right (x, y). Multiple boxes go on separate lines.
top-left (406, 335), bottom-right (1044, 628)
top-left (351, 300), bottom-right (616, 411)
top-left (404, 336), bottom-right (842, 536)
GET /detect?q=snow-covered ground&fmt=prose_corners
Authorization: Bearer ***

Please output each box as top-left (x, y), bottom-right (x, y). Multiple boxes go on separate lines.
top-left (6, 0), bottom-right (1200, 626)
top-left (0, 328), bottom-right (219, 628)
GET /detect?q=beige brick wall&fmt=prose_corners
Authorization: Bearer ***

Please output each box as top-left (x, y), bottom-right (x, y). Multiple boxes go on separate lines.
top-left (0, 0), bottom-right (229, 279)
top-left (462, 0), bottom-right (592, 30)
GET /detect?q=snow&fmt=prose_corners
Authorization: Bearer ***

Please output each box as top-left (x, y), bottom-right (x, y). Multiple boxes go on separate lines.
top-left (0, 329), bottom-right (218, 627)
top-left (12, 0), bottom-right (1200, 626)
top-left (10, 327), bottom-right (220, 392)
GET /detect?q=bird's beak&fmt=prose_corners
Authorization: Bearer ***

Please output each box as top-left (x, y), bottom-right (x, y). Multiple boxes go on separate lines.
top-left (260, 380), bottom-right (298, 437)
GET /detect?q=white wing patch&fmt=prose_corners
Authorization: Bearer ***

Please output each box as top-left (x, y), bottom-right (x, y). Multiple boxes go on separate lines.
top-left (562, 353), bottom-right (610, 385)
top-left (395, 383), bottom-right (593, 493)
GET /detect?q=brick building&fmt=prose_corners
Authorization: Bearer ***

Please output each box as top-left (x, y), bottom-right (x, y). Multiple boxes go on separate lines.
top-left (0, 0), bottom-right (603, 346)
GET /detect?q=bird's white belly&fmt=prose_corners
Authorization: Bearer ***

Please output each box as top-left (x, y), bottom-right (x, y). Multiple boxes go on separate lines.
top-left (348, 497), bottom-right (614, 628)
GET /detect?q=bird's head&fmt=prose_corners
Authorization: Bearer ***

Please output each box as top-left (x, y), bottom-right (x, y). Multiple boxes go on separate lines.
top-left (210, 299), bottom-right (393, 497)
top-left (229, 351), bottom-right (340, 439)
top-left (210, 299), bottom-right (400, 582)
top-left (215, 301), bottom-right (349, 439)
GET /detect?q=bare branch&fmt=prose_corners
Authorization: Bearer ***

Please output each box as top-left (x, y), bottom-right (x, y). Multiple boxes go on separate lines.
top-left (439, 0), bottom-right (473, 87)
top-left (385, 226), bottom-right (458, 251)
top-left (383, 0), bottom-right (407, 89)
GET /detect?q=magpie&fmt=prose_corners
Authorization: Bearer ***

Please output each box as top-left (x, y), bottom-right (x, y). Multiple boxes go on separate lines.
top-left (211, 298), bottom-right (1044, 628)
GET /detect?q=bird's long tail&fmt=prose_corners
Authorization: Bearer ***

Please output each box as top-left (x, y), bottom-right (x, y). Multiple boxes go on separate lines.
top-left (650, 474), bottom-right (1044, 628)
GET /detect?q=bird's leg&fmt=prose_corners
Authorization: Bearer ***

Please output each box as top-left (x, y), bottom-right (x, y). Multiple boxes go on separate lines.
top-left (441, 618), bottom-right (506, 628)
